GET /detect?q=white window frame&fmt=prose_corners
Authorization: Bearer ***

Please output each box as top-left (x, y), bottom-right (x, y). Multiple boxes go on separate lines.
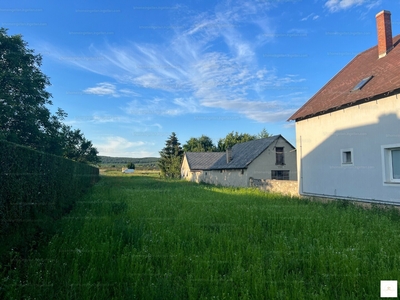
top-left (382, 144), bottom-right (400, 185)
top-left (341, 148), bottom-right (354, 166)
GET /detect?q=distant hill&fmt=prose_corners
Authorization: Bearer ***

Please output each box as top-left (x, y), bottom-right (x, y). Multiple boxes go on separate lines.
top-left (99, 156), bottom-right (160, 169)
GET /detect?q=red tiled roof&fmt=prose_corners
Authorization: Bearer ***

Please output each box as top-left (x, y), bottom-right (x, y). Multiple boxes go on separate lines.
top-left (289, 34), bottom-right (400, 121)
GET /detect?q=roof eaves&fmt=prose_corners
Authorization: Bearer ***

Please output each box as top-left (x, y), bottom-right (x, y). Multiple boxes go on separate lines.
top-left (292, 88), bottom-right (400, 121)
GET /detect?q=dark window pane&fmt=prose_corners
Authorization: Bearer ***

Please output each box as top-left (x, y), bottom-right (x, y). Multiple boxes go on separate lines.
top-left (276, 147), bottom-right (284, 165)
top-left (271, 170), bottom-right (289, 180)
top-left (392, 149), bottom-right (400, 179)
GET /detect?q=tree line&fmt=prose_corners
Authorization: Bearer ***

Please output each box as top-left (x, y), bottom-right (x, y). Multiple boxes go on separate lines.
top-left (0, 28), bottom-right (99, 164)
top-left (158, 129), bottom-right (272, 178)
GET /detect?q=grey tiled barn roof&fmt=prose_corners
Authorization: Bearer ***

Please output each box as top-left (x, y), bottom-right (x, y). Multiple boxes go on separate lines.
top-left (185, 152), bottom-right (225, 170)
top-left (207, 135), bottom-right (281, 170)
top-left (185, 135), bottom-right (293, 171)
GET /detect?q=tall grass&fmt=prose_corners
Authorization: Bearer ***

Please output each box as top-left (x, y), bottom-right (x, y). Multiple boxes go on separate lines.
top-left (2, 172), bottom-right (400, 299)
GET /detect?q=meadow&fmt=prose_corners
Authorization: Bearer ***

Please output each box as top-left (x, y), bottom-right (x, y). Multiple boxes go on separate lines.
top-left (2, 171), bottom-right (400, 299)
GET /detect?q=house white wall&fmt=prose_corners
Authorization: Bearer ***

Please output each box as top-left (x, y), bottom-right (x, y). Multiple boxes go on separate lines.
top-left (247, 137), bottom-right (297, 181)
top-left (203, 169), bottom-right (248, 187)
top-left (181, 155), bottom-right (204, 183)
top-left (295, 94), bottom-right (400, 204)
top-left (182, 136), bottom-right (297, 188)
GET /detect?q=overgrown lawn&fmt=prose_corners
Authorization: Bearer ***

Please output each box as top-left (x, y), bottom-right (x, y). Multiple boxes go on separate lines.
top-left (2, 173), bottom-right (400, 299)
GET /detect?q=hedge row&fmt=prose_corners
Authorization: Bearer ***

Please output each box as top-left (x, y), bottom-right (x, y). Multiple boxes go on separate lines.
top-left (0, 140), bottom-right (99, 240)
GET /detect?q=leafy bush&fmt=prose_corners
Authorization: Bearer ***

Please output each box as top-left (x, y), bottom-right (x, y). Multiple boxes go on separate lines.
top-left (127, 162), bottom-right (135, 169)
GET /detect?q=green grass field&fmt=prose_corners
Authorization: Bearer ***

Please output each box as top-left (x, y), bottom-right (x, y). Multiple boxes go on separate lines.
top-left (2, 172), bottom-right (400, 299)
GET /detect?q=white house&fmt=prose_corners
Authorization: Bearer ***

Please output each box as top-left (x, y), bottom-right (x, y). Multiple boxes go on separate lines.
top-left (288, 10), bottom-right (400, 205)
top-left (181, 135), bottom-right (297, 188)
top-left (122, 168), bottom-right (135, 174)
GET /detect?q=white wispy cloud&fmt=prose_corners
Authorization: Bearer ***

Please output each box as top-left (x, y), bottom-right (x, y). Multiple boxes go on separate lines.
top-left (325, 0), bottom-right (381, 13)
top-left (301, 13), bottom-right (320, 21)
top-left (95, 136), bottom-right (156, 157)
top-left (84, 82), bottom-right (116, 96)
top-left (52, 0), bottom-right (304, 123)
top-left (83, 82), bottom-right (139, 97)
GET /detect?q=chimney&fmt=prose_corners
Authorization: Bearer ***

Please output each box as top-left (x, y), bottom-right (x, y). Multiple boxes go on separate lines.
top-left (376, 10), bottom-right (393, 58)
top-left (226, 148), bottom-right (232, 163)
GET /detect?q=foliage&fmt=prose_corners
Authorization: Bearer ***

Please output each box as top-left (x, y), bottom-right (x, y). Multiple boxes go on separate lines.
top-left (0, 28), bottom-right (99, 164)
top-left (99, 156), bottom-right (159, 165)
top-left (257, 127), bottom-right (272, 139)
top-left (60, 126), bottom-right (100, 164)
top-left (3, 174), bottom-right (400, 299)
top-left (126, 162), bottom-right (135, 169)
top-left (0, 139), bottom-right (99, 267)
top-left (182, 135), bottom-right (216, 152)
top-left (0, 28), bottom-right (52, 149)
top-left (217, 131), bottom-right (256, 151)
top-left (158, 132), bottom-right (183, 178)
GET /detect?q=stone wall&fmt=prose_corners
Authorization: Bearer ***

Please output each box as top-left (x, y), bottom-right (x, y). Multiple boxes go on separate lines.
top-left (249, 177), bottom-right (299, 197)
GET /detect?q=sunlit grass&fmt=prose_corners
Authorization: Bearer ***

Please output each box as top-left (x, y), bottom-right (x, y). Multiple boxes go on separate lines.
top-left (2, 174), bottom-right (400, 299)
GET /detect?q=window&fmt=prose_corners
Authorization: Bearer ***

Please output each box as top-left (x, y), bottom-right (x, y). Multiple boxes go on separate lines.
top-left (343, 151), bottom-right (352, 164)
top-left (275, 147), bottom-right (285, 165)
top-left (351, 76), bottom-right (373, 92)
top-left (271, 170), bottom-right (289, 180)
top-left (341, 148), bottom-right (353, 165)
top-left (392, 150), bottom-right (400, 180)
top-left (381, 144), bottom-right (400, 184)
top-left (241, 169), bottom-right (244, 175)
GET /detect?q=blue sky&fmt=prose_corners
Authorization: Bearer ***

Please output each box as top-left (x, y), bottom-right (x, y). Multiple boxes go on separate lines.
top-left (2, 0), bottom-right (399, 157)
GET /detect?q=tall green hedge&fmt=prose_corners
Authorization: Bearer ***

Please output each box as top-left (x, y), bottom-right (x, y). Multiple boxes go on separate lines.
top-left (0, 140), bottom-right (99, 240)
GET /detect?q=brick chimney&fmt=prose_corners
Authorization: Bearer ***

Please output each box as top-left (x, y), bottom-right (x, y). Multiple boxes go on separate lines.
top-left (376, 10), bottom-right (393, 58)
top-left (226, 148), bottom-right (232, 163)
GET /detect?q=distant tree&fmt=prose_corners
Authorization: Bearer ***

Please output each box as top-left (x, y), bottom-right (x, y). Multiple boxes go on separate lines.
top-left (257, 128), bottom-right (273, 139)
top-left (127, 162), bottom-right (135, 169)
top-left (183, 135), bottom-right (216, 152)
top-left (158, 132), bottom-right (183, 178)
top-left (217, 131), bottom-right (256, 151)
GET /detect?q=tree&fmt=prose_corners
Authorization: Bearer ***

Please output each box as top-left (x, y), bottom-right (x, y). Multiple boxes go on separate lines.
top-left (183, 135), bottom-right (216, 152)
top-left (127, 162), bottom-right (135, 169)
top-left (217, 131), bottom-right (256, 151)
top-left (0, 28), bottom-right (52, 150)
top-left (158, 132), bottom-right (183, 178)
top-left (257, 128), bottom-right (272, 139)
top-left (60, 126), bottom-right (100, 164)
top-left (0, 28), bottom-right (99, 164)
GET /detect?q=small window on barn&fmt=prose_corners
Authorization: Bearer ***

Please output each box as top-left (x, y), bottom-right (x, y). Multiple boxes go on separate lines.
top-left (275, 147), bottom-right (285, 165)
top-left (271, 170), bottom-right (289, 180)
top-left (341, 148), bottom-right (353, 165)
top-left (220, 170), bottom-right (222, 173)
top-left (241, 169), bottom-right (244, 175)
top-left (205, 172), bottom-right (207, 175)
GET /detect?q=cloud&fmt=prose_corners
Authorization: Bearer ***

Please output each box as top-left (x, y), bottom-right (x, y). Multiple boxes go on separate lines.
top-left (53, 0), bottom-right (303, 123)
top-left (301, 13), bottom-right (320, 21)
top-left (325, 0), bottom-right (380, 12)
top-left (124, 97), bottom-right (202, 117)
top-left (84, 82), bottom-right (117, 96)
top-left (95, 136), bottom-right (156, 157)
top-left (83, 82), bottom-right (139, 97)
